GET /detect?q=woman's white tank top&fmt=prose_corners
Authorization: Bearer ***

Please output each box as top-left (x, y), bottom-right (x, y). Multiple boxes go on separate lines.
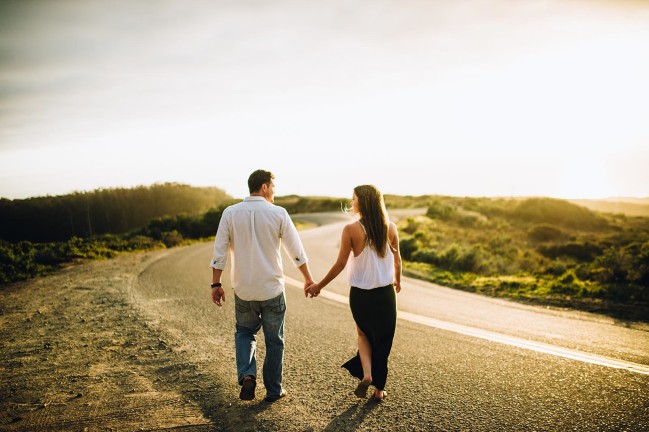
top-left (347, 221), bottom-right (394, 289)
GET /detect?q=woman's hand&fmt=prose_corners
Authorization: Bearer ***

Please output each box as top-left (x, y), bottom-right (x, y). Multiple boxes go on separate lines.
top-left (303, 279), bottom-right (315, 297)
top-left (306, 283), bottom-right (322, 298)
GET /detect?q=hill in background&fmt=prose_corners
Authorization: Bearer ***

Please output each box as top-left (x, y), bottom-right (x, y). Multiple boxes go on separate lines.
top-left (382, 194), bottom-right (649, 217)
top-left (569, 198), bottom-right (649, 217)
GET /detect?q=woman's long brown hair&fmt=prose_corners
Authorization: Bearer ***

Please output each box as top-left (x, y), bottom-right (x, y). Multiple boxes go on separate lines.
top-left (354, 184), bottom-right (390, 257)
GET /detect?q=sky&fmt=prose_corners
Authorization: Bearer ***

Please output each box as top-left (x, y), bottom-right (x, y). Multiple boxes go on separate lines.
top-left (1, 0), bottom-right (648, 200)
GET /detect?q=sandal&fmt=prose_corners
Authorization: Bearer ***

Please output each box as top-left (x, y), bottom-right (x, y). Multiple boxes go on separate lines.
top-left (354, 378), bottom-right (371, 398)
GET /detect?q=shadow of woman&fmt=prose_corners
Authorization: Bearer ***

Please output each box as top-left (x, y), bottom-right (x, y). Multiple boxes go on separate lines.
top-left (322, 399), bottom-right (381, 432)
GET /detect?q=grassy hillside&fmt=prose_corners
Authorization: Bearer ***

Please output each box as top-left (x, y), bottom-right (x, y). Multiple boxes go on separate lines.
top-left (397, 196), bottom-right (649, 321)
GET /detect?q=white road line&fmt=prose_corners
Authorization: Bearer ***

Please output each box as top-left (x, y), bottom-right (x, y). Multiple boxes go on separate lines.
top-left (285, 276), bottom-right (649, 376)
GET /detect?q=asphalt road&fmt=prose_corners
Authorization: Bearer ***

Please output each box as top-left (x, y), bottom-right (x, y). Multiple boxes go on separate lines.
top-left (133, 212), bottom-right (649, 431)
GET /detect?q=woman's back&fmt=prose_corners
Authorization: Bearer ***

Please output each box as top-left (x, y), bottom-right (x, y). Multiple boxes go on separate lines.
top-left (347, 221), bottom-right (394, 289)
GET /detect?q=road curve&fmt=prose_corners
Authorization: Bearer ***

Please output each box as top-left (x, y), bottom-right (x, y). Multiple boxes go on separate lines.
top-left (133, 213), bottom-right (649, 431)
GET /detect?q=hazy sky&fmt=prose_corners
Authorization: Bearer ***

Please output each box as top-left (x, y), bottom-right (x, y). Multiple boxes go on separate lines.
top-left (1, 0), bottom-right (648, 200)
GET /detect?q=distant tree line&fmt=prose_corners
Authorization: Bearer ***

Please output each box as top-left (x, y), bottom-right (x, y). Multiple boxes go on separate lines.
top-left (0, 200), bottom-right (233, 285)
top-left (0, 183), bottom-right (231, 242)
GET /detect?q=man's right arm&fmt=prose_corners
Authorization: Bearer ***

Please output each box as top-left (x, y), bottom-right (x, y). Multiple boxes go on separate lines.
top-left (210, 211), bottom-right (230, 306)
top-left (211, 268), bottom-right (225, 306)
top-left (210, 210), bottom-right (230, 271)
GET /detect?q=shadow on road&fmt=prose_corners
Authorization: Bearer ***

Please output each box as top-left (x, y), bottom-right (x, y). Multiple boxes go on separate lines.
top-left (321, 400), bottom-right (380, 432)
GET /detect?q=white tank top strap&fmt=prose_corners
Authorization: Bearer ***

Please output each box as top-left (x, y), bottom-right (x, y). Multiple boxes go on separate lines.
top-left (357, 220), bottom-right (368, 245)
top-left (357, 220), bottom-right (367, 234)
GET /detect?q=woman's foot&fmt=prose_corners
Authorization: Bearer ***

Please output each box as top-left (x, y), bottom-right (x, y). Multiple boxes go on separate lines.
top-left (354, 376), bottom-right (372, 398)
top-left (373, 389), bottom-right (387, 401)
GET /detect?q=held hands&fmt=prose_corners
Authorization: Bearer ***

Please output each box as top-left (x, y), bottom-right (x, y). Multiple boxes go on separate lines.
top-left (303, 279), bottom-right (314, 297)
top-left (305, 282), bottom-right (321, 298)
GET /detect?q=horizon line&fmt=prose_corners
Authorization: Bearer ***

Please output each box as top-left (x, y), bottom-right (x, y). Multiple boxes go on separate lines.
top-left (1, 181), bottom-right (648, 203)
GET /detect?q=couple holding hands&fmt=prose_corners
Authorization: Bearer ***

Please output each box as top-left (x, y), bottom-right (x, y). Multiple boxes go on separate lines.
top-left (210, 170), bottom-right (402, 403)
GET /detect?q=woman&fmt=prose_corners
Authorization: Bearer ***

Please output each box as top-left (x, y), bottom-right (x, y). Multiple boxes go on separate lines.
top-left (306, 184), bottom-right (402, 401)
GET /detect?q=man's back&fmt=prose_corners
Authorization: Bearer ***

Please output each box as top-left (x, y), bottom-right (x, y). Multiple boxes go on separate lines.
top-left (211, 196), bottom-right (307, 301)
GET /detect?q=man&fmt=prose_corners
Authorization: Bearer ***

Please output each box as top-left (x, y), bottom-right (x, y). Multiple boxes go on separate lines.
top-left (209, 169), bottom-right (314, 402)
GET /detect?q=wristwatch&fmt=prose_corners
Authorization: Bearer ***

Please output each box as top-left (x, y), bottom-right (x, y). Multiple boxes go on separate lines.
top-left (210, 282), bottom-right (222, 288)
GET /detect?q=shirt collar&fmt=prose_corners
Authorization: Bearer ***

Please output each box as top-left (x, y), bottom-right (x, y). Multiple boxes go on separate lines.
top-left (244, 196), bottom-right (267, 202)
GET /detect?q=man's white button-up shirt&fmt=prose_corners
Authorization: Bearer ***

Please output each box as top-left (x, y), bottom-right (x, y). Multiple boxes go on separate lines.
top-left (209, 196), bottom-right (308, 301)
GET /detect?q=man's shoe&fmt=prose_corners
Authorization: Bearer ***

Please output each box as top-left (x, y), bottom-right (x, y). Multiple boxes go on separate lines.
top-left (239, 376), bottom-right (256, 400)
top-left (264, 389), bottom-right (287, 402)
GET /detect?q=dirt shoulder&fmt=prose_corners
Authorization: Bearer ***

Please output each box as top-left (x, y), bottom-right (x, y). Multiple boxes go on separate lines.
top-left (0, 251), bottom-right (217, 431)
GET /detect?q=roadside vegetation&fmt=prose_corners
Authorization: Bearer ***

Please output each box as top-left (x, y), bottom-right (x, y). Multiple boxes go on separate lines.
top-left (1, 187), bottom-right (647, 321)
top-left (394, 196), bottom-right (649, 321)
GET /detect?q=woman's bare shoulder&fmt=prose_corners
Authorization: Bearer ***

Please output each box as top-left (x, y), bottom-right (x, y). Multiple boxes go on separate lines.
top-left (344, 220), bottom-right (364, 237)
top-left (344, 220), bottom-right (361, 230)
top-left (388, 221), bottom-right (398, 237)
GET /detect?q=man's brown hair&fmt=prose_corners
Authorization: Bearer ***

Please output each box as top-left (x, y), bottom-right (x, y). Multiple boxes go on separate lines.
top-left (248, 169), bottom-right (275, 194)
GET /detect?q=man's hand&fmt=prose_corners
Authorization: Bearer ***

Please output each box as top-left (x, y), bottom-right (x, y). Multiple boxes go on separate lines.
top-left (212, 286), bottom-right (226, 307)
top-left (394, 281), bottom-right (401, 293)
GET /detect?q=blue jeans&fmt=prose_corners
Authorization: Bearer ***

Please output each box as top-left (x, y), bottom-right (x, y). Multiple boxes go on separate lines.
top-left (234, 291), bottom-right (286, 397)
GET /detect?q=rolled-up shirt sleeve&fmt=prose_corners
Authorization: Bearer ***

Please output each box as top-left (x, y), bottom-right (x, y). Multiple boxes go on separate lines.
top-left (209, 210), bottom-right (230, 270)
top-left (280, 209), bottom-right (308, 267)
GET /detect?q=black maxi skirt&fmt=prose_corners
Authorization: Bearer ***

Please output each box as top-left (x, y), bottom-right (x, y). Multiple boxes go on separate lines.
top-left (341, 284), bottom-right (397, 390)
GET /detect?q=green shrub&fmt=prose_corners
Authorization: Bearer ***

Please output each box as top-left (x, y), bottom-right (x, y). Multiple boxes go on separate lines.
top-left (160, 231), bottom-right (184, 247)
top-left (537, 242), bottom-right (603, 261)
top-left (528, 224), bottom-right (566, 242)
top-left (411, 247), bottom-right (438, 265)
top-left (426, 200), bottom-right (456, 220)
top-left (399, 236), bottom-right (419, 260)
